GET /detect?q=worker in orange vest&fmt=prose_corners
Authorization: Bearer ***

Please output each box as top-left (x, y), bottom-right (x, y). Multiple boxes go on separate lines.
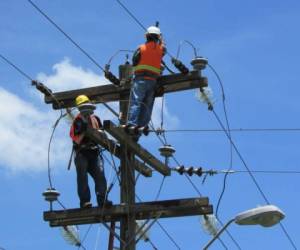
top-left (70, 95), bottom-right (112, 208)
top-left (126, 26), bottom-right (166, 135)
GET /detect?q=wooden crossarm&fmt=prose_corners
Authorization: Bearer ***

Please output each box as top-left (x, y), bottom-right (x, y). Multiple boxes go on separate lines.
top-left (103, 120), bottom-right (171, 176)
top-left (43, 71), bottom-right (208, 109)
top-left (85, 128), bottom-right (152, 177)
top-left (44, 197), bottom-right (213, 227)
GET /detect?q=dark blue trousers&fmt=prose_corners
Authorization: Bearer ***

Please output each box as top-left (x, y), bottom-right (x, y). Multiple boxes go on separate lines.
top-left (74, 149), bottom-right (107, 207)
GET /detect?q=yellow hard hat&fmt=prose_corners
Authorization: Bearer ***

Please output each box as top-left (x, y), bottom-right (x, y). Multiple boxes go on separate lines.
top-left (75, 95), bottom-right (90, 106)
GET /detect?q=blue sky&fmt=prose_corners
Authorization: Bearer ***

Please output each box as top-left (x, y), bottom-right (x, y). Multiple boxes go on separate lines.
top-left (0, 0), bottom-right (300, 249)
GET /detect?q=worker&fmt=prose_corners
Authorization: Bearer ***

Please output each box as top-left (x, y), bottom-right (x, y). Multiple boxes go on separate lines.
top-left (70, 95), bottom-right (112, 208)
top-left (126, 25), bottom-right (166, 135)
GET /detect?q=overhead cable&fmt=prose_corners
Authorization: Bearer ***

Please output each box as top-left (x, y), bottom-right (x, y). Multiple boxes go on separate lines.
top-left (115, 0), bottom-right (147, 30)
top-left (212, 109), bottom-right (298, 249)
top-left (0, 53), bottom-right (33, 81)
top-left (151, 128), bottom-right (300, 133)
top-left (114, 0), bottom-right (190, 75)
top-left (27, 0), bottom-right (105, 72)
top-left (170, 156), bottom-right (240, 250)
top-left (207, 63), bottom-right (233, 219)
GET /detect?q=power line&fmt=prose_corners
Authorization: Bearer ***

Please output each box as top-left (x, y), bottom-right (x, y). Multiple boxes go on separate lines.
top-left (230, 170), bottom-right (300, 174)
top-left (115, 0), bottom-right (146, 31)
top-left (0, 53), bottom-right (33, 81)
top-left (152, 128), bottom-right (300, 133)
top-left (114, 0), bottom-right (177, 61)
top-left (212, 109), bottom-right (298, 249)
top-left (0, 52), bottom-right (64, 191)
top-left (27, 0), bottom-right (105, 72)
top-left (204, 62), bottom-right (233, 219)
top-left (170, 156), bottom-right (241, 250)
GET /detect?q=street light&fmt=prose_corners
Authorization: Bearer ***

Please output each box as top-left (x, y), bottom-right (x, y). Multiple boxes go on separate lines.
top-left (203, 205), bottom-right (285, 249)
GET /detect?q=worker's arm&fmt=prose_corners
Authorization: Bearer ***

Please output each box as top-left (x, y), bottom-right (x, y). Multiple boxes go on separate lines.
top-left (73, 117), bottom-right (87, 135)
top-left (132, 47), bottom-right (141, 66)
top-left (94, 116), bottom-right (103, 129)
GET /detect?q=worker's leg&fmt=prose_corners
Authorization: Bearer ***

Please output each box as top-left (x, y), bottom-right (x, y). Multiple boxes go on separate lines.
top-left (87, 151), bottom-right (108, 206)
top-left (75, 152), bottom-right (91, 208)
top-left (127, 77), bottom-right (148, 126)
top-left (138, 79), bottom-right (156, 127)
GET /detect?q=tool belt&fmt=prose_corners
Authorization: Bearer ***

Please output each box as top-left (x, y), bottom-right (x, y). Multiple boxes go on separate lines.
top-left (134, 71), bottom-right (159, 80)
top-left (73, 143), bottom-right (100, 153)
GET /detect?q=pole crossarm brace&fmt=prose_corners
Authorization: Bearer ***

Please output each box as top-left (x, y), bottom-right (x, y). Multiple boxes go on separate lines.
top-left (85, 128), bottom-right (152, 177)
top-left (42, 71), bottom-right (208, 109)
top-left (103, 120), bottom-right (171, 176)
top-left (44, 197), bottom-right (213, 227)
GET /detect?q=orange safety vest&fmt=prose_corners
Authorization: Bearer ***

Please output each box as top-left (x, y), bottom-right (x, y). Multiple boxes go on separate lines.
top-left (70, 114), bottom-right (100, 145)
top-left (134, 41), bottom-right (164, 75)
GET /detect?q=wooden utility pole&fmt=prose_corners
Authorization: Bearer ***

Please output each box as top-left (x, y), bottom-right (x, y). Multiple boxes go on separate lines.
top-left (118, 62), bottom-right (136, 250)
top-left (41, 57), bottom-right (213, 250)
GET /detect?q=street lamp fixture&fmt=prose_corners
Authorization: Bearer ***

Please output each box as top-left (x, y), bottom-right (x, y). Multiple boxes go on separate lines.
top-left (203, 205), bottom-right (285, 249)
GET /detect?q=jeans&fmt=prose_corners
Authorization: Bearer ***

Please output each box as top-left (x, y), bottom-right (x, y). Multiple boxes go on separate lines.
top-left (127, 76), bottom-right (156, 127)
top-left (74, 149), bottom-right (107, 207)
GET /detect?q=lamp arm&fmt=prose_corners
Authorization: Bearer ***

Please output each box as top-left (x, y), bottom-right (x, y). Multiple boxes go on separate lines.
top-left (202, 218), bottom-right (235, 250)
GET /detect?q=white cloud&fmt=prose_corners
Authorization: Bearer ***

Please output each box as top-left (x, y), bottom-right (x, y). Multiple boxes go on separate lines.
top-left (37, 57), bottom-right (179, 127)
top-left (37, 57), bottom-right (110, 91)
top-left (0, 58), bottom-right (179, 173)
top-left (37, 58), bottom-right (118, 122)
top-left (0, 88), bottom-right (69, 172)
top-left (152, 97), bottom-right (179, 129)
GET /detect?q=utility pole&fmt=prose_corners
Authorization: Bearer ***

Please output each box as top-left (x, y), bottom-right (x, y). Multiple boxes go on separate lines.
top-left (41, 57), bottom-right (213, 250)
top-left (118, 61), bottom-right (136, 250)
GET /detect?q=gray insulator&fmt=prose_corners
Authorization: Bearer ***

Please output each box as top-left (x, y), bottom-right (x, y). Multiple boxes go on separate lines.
top-left (159, 145), bottom-right (176, 157)
top-left (191, 57), bottom-right (208, 70)
top-left (43, 188), bottom-right (60, 202)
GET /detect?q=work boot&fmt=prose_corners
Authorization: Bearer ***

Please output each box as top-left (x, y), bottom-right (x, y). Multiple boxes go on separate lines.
top-left (80, 201), bottom-right (92, 209)
top-left (97, 197), bottom-right (113, 207)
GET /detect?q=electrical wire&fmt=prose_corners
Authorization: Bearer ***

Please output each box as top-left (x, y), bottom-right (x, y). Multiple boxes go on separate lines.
top-left (233, 170), bottom-right (300, 174)
top-left (149, 128), bottom-right (300, 133)
top-left (0, 34), bottom-right (235, 250)
top-left (125, 97), bottom-right (238, 248)
top-left (107, 49), bottom-right (134, 66)
top-left (176, 40), bottom-right (197, 59)
top-left (80, 225), bottom-right (93, 247)
top-left (47, 113), bottom-right (64, 189)
top-left (119, 139), bottom-right (179, 250)
top-left (2, 4), bottom-right (180, 249)
top-left (207, 63), bottom-right (233, 219)
top-left (135, 194), bottom-right (182, 250)
top-left (115, 0), bottom-right (147, 30)
top-left (27, 0), bottom-right (105, 72)
top-left (155, 176), bottom-right (166, 201)
top-left (0, 53), bottom-right (33, 81)
top-left (25, 1), bottom-right (297, 247)
top-left (27, 0), bottom-right (126, 123)
top-left (171, 156), bottom-right (240, 250)
top-left (0, 52), bottom-right (64, 190)
top-left (212, 109), bottom-right (298, 249)
top-left (114, 0), bottom-right (177, 61)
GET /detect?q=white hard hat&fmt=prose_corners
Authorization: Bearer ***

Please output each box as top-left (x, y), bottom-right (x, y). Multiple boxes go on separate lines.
top-left (146, 26), bottom-right (161, 35)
